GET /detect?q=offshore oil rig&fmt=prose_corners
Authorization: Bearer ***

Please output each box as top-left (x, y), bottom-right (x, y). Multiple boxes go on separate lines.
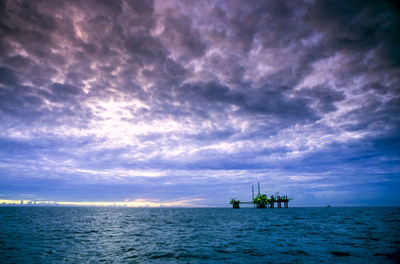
top-left (230, 182), bottom-right (292, 209)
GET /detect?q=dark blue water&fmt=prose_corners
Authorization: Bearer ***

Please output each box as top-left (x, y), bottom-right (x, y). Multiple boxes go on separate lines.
top-left (0, 207), bottom-right (399, 263)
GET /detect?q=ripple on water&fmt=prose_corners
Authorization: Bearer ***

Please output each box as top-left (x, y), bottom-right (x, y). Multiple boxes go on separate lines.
top-left (284, 249), bottom-right (310, 256)
top-left (331, 251), bottom-right (351, 257)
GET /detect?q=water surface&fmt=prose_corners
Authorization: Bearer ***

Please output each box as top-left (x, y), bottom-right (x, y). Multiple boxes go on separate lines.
top-left (1, 207), bottom-right (399, 263)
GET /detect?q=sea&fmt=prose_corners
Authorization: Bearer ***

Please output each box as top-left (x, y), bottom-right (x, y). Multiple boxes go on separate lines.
top-left (0, 207), bottom-right (399, 263)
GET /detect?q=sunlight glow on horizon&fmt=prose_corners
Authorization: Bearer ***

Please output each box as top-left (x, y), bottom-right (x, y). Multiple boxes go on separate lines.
top-left (0, 198), bottom-right (205, 207)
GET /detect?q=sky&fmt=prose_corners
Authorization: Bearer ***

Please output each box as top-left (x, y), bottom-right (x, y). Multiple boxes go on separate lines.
top-left (0, 0), bottom-right (399, 207)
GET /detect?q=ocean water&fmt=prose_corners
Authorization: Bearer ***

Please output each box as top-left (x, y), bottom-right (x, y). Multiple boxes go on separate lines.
top-left (0, 207), bottom-right (399, 263)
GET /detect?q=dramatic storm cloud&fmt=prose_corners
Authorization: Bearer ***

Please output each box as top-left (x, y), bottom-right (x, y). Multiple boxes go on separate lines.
top-left (0, 0), bottom-right (399, 206)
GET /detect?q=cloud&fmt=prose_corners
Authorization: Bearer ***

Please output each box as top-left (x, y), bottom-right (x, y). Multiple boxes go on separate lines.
top-left (0, 0), bottom-right (399, 206)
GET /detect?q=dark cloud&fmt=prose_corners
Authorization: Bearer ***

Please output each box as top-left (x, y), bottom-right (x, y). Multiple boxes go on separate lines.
top-left (175, 81), bottom-right (316, 125)
top-left (299, 85), bottom-right (345, 113)
top-left (46, 83), bottom-right (82, 102)
top-left (161, 12), bottom-right (206, 59)
top-left (126, 0), bottom-right (154, 13)
top-left (0, 66), bottom-right (19, 86)
top-left (125, 34), bottom-right (166, 65)
top-left (307, 0), bottom-right (400, 69)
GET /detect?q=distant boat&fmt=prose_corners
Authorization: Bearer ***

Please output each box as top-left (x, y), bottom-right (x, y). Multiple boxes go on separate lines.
top-left (327, 205), bottom-right (331, 207)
